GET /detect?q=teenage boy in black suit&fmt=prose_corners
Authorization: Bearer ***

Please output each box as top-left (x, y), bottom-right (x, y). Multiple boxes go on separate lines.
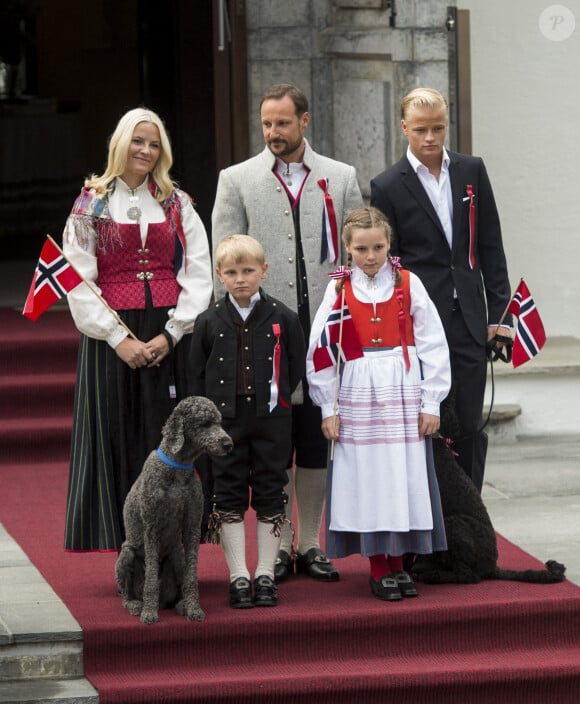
top-left (371, 87), bottom-right (512, 492)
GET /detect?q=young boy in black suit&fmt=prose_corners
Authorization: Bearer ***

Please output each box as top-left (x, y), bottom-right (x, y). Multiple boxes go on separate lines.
top-left (191, 235), bottom-right (305, 608)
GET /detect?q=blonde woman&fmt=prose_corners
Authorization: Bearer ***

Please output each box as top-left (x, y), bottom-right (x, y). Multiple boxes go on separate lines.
top-left (63, 107), bottom-right (212, 552)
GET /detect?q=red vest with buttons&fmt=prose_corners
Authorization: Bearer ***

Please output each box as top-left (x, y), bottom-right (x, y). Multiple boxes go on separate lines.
top-left (96, 220), bottom-right (181, 310)
top-left (344, 269), bottom-right (414, 347)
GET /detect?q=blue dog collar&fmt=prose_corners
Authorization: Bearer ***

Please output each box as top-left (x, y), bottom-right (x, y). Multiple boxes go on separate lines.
top-left (156, 447), bottom-right (194, 472)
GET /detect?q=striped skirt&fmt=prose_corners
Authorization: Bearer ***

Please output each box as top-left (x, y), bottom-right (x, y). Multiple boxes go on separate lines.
top-left (325, 347), bottom-right (446, 558)
top-left (64, 298), bottom-right (192, 552)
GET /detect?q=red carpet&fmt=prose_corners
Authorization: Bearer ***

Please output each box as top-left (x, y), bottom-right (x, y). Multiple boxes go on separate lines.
top-left (2, 307), bottom-right (580, 703)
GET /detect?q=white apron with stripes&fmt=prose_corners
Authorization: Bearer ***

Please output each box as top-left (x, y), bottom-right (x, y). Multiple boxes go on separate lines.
top-left (329, 346), bottom-right (433, 533)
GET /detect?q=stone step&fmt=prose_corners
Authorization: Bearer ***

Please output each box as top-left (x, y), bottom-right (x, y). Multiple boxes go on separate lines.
top-left (481, 403), bottom-right (522, 442)
top-left (484, 336), bottom-right (580, 436)
top-left (0, 526), bottom-right (84, 685)
top-left (482, 402), bottom-right (521, 424)
top-left (0, 632), bottom-right (84, 682)
top-left (0, 678), bottom-right (98, 704)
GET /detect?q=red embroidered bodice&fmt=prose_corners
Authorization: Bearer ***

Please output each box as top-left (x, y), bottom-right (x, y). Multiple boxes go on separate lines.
top-left (344, 269), bottom-right (414, 348)
top-left (96, 221), bottom-right (180, 310)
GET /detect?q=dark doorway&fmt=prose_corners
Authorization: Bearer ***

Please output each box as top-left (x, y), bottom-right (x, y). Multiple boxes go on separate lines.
top-left (0, 0), bottom-right (219, 260)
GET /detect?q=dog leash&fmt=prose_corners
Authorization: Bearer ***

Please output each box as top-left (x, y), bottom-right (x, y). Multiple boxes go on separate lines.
top-left (442, 332), bottom-right (513, 445)
top-left (480, 332), bottom-right (513, 433)
top-left (478, 350), bottom-right (498, 434)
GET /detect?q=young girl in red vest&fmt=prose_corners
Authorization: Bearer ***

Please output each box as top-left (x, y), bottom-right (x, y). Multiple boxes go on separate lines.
top-left (306, 206), bottom-right (451, 601)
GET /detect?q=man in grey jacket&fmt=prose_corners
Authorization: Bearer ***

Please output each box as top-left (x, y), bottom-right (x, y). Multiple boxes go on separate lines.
top-left (212, 83), bottom-right (363, 583)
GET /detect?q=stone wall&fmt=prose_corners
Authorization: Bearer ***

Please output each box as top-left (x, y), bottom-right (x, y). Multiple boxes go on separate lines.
top-left (245, 0), bottom-right (454, 198)
top-left (458, 0), bottom-right (580, 339)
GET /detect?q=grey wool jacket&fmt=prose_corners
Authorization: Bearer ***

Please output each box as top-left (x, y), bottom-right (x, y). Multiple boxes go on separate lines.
top-left (211, 140), bottom-right (363, 322)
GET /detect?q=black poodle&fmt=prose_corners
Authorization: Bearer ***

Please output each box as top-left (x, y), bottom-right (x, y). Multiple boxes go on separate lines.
top-left (411, 394), bottom-right (566, 585)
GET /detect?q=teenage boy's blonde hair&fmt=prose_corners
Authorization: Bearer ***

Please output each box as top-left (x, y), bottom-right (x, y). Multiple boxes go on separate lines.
top-left (401, 87), bottom-right (448, 120)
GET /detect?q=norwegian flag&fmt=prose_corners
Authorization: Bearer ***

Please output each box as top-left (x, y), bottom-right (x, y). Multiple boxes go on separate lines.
top-left (312, 293), bottom-right (364, 371)
top-left (23, 237), bottom-right (83, 321)
top-left (507, 279), bottom-right (546, 368)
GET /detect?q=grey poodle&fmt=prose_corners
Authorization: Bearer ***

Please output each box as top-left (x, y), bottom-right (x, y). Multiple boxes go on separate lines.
top-left (115, 396), bottom-right (233, 624)
top-left (411, 395), bottom-right (566, 585)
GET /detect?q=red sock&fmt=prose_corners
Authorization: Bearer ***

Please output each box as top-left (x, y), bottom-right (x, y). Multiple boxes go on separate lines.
top-left (369, 554), bottom-right (390, 581)
top-left (388, 555), bottom-right (404, 573)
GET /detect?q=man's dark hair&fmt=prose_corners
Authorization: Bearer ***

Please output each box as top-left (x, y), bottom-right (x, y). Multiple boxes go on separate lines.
top-left (260, 83), bottom-right (309, 117)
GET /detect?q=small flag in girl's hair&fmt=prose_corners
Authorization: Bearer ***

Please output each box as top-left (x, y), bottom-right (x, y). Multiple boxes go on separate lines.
top-left (507, 279), bottom-right (546, 368)
top-left (22, 237), bottom-right (83, 321)
top-left (327, 265), bottom-right (352, 280)
top-left (312, 293), bottom-right (363, 371)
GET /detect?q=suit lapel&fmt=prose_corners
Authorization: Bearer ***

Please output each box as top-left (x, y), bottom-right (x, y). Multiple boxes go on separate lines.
top-left (252, 296), bottom-right (275, 327)
top-left (215, 298), bottom-right (236, 328)
top-left (449, 153), bottom-right (465, 256)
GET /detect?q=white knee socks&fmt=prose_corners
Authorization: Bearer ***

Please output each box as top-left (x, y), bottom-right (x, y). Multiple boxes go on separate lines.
top-left (296, 467), bottom-right (327, 554)
top-left (279, 468), bottom-right (294, 554)
top-left (221, 518), bottom-right (283, 581)
top-left (220, 521), bottom-right (250, 582)
top-left (278, 466), bottom-right (327, 555)
top-left (255, 520), bottom-right (282, 580)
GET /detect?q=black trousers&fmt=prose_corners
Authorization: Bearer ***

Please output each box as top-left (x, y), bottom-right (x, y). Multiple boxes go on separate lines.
top-left (291, 378), bottom-right (328, 469)
top-left (447, 307), bottom-right (488, 492)
top-left (212, 397), bottom-right (290, 516)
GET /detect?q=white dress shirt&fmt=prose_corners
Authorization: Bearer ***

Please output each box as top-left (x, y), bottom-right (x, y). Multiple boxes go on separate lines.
top-left (406, 146), bottom-right (453, 249)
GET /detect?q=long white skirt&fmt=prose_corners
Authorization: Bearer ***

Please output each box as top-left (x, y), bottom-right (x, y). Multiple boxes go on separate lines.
top-left (330, 347), bottom-right (433, 534)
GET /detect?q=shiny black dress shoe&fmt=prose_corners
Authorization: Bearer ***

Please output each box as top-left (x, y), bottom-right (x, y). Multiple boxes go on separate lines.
top-left (229, 577), bottom-right (254, 609)
top-left (369, 575), bottom-right (403, 602)
top-left (393, 570), bottom-right (419, 597)
top-left (254, 575), bottom-right (278, 607)
top-left (274, 549), bottom-right (295, 583)
top-left (296, 547), bottom-right (339, 581)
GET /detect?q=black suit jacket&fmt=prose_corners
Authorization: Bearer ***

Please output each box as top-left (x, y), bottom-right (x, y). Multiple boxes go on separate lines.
top-left (371, 151), bottom-right (511, 345)
top-left (190, 291), bottom-right (306, 418)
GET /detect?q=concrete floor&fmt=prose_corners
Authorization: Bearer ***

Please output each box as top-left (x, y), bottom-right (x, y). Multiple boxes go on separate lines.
top-left (483, 433), bottom-right (580, 586)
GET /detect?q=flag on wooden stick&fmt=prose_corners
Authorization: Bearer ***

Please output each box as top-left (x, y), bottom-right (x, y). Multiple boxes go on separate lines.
top-left (22, 237), bottom-right (83, 321)
top-left (312, 292), bottom-right (363, 371)
top-left (507, 279), bottom-right (546, 368)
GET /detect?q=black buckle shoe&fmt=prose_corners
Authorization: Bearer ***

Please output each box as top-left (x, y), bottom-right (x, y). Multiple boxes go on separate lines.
top-left (296, 547), bottom-right (339, 581)
top-left (274, 549), bottom-right (295, 583)
top-left (369, 575), bottom-right (403, 601)
top-left (253, 575), bottom-right (278, 607)
top-left (393, 570), bottom-right (419, 597)
top-left (229, 577), bottom-right (254, 609)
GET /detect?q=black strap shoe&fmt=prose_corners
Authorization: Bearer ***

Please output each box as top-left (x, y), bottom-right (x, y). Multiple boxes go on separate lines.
top-left (274, 549), bottom-right (295, 583)
top-left (369, 575), bottom-right (403, 602)
top-left (296, 547), bottom-right (339, 581)
top-left (393, 570), bottom-right (419, 597)
top-left (253, 575), bottom-right (278, 606)
top-left (229, 577), bottom-right (254, 609)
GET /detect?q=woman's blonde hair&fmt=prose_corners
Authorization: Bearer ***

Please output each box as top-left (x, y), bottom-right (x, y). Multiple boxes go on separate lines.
top-left (85, 107), bottom-right (175, 200)
top-left (338, 207), bottom-right (401, 289)
top-left (215, 235), bottom-right (266, 269)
